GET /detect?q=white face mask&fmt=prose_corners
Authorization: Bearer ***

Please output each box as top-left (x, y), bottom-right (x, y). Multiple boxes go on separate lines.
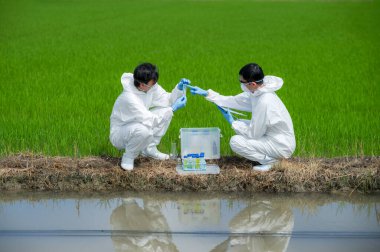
top-left (147, 84), bottom-right (157, 92)
top-left (240, 83), bottom-right (251, 93)
top-left (138, 82), bottom-right (157, 93)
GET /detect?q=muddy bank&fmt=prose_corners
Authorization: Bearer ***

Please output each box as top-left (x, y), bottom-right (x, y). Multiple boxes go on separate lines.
top-left (0, 154), bottom-right (379, 193)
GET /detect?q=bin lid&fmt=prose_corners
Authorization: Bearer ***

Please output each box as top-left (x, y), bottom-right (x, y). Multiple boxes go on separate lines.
top-left (180, 127), bottom-right (220, 133)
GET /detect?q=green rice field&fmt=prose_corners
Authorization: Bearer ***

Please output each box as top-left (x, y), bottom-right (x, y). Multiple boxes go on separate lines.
top-left (0, 0), bottom-right (379, 157)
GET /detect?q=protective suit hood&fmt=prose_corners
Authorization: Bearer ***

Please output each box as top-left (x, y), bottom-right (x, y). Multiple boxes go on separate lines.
top-left (253, 76), bottom-right (283, 96)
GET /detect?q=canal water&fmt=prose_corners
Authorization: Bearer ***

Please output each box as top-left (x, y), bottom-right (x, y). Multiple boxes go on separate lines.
top-left (0, 192), bottom-right (379, 252)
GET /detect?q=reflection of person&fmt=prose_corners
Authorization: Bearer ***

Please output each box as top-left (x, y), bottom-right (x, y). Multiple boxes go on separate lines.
top-left (109, 63), bottom-right (189, 170)
top-left (189, 63), bottom-right (295, 171)
top-left (211, 198), bottom-right (294, 252)
top-left (110, 198), bottom-right (179, 252)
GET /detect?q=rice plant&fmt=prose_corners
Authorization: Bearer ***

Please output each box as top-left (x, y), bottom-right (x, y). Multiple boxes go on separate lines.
top-left (0, 0), bottom-right (379, 157)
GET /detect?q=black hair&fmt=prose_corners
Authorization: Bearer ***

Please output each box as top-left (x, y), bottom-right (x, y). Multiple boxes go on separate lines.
top-left (133, 63), bottom-right (159, 87)
top-left (239, 63), bottom-right (265, 84)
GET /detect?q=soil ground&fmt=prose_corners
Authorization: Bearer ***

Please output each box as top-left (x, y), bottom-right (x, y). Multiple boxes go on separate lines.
top-left (0, 154), bottom-right (379, 193)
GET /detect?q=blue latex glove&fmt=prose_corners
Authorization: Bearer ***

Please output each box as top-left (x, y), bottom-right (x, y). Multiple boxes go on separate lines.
top-left (187, 85), bottom-right (208, 97)
top-left (177, 78), bottom-right (191, 91)
top-left (216, 105), bottom-right (234, 124)
top-left (172, 96), bottom-right (187, 112)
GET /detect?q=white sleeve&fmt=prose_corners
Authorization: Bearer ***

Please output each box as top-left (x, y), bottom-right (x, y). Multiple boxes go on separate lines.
top-left (119, 94), bottom-right (173, 128)
top-left (205, 89), bottom-right (252, 112)
top-left (151, 84), bottom-right (183, 107)
top-left (169, 85), bottom-right (184, 105)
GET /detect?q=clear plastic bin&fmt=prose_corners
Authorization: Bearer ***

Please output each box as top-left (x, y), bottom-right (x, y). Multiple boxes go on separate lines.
top-left (180, 128), bottom-right (221, 160)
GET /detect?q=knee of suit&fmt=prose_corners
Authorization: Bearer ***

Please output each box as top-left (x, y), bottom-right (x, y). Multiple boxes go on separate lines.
top-left (229, 135), bottom-right (245, 152)
top-left (133, 125), bottom-right (153, 142)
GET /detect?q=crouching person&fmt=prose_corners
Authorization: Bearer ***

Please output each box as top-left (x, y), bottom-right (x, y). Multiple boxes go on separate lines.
top-left (189, 63), bottom-right (295, 171)
top-left (110, 63), bottom-right (188, 171)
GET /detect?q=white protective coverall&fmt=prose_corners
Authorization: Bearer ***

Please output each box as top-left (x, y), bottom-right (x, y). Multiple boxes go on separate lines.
top-left (110, 73), bottom-right (183, 159)
top-left (206, 76), bottom-right (295, 164)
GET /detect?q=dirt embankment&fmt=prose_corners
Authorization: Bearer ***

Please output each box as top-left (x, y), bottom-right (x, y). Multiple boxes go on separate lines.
top-left (0, 154), bottom-right (379, 193)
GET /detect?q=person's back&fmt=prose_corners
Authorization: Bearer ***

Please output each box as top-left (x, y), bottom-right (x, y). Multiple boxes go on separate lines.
top-left (255, 92), bottom-right (295, 158)
top-left (110, 72), bottom-right (156, 136)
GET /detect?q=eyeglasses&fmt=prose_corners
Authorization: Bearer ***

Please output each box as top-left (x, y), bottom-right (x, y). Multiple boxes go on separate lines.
top-left (140, 82), bottom-right (155, 87)
top-left (240, 79), bottom-right (263, 85)
top-left (240, 80), bottom-right (252, 85)
top-left (136, 80), bottom-right (156, 91)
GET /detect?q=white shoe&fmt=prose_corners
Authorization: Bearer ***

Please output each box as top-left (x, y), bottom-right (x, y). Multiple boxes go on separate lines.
top-left (141, 146), bottom-right (169, 160)
top-left (121, 154), bottom-right (134, 171)
top-left (253, 163), bottom-right (273, 172)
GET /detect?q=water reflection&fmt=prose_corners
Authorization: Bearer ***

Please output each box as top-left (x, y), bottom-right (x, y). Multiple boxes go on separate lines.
top-left (109, 195), bottom-right (294, 252)
top-left (110, 198), bottom-right (179, 251)
top-left (177, 198), bottom-right (221, 226)
top-left (211, 198), bottom-right (293, 252)
top-left (0, 192), bottom-right (379, 252)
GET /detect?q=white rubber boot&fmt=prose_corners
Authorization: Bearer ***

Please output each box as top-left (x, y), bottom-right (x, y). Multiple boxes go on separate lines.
top-left (253, 161), bottom-right (279, 172)
top-left (253, 163), bottom-right (273, 172)
top-left (121, 153), bottom-right (134, 171)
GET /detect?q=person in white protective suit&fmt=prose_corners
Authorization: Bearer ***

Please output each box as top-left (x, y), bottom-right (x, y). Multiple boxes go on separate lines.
top-left (110, 63), bottom-right (189, 171)
top-left (189, 63), bottom-right (295, 171)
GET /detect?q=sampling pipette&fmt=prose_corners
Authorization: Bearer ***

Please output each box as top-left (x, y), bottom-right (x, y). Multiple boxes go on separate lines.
top-left (216, 105), bottom-right (247, 117)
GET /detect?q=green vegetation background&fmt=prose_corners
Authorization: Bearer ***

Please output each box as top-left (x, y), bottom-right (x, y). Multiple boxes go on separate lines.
top-left (1, 0), bottom-right (379, 157)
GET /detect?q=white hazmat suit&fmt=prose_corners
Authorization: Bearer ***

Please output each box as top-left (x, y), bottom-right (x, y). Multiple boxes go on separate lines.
top-left (206, 76), bottom-right (295, 164)
top-left (110, 73), bottom-right (183, 159)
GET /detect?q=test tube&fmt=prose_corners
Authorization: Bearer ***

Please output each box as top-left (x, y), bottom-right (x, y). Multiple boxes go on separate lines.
top-left (183, 84), bottom-right (187, 97)
top-left (170, 142), bottom-right (177, 160)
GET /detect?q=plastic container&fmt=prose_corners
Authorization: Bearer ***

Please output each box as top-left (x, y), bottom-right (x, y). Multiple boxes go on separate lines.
top-left (180, 128), bottom-right (221, 160)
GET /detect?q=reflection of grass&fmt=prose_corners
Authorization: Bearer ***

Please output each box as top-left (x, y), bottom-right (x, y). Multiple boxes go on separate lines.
top-left (1, 192), bottom-right (380, 225)
top-left (1, 191), bottom-right (379, 213)
top-left (96, 198), bottom-right (119, 210)
top-left (0, 0), bottom-right (379, 157)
